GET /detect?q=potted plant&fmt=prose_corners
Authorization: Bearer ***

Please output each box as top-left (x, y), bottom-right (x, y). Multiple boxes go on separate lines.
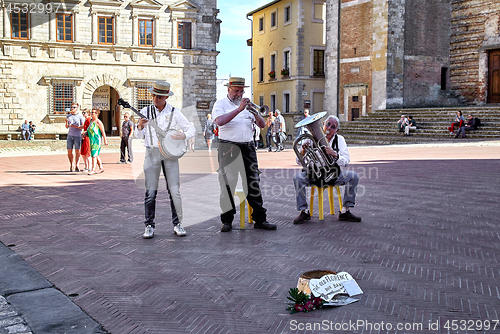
top-left (268, 70), bottom-right (276, 79)
top-left (281, 69), bottom-right (289, 77)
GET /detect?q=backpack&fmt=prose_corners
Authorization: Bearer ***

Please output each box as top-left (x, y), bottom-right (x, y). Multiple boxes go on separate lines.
top-left (474, 117), bottom-right (481, 129)
top-left (206, 120), bottom-right (215, 134)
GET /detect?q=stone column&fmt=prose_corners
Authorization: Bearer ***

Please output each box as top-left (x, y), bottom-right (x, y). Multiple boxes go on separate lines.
top-left (49, 12), bottom-right (56, 41)
top-left (3, 5), bottom-right (10, 38)
top-left (91, 10), bottom-right (98, 44)
top-left (72, 8), bottom-right (79, 42)
top-left (154, 15), bottom-right (160, 47)
top-left (132, 13), bottom-right (138, 46)
top-left (324, 0), bottom-right (340, 118)
top-left (114, 11), bottom-right (120, 45)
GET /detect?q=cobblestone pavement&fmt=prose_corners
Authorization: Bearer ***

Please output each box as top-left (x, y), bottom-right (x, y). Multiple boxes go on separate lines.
top-left (0, 141), bottom-right (499, 333)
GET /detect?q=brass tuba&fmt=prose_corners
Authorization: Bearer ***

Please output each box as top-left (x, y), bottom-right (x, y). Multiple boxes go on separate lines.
top-left (293, 111), bottom-right (339, 183)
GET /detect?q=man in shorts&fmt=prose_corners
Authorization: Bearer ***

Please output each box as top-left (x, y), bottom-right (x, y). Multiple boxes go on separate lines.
top-left (65, 102), bottom-right (85, 172)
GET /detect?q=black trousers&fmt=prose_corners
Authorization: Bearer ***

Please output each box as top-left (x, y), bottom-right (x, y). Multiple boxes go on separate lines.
top-left (218, 140), bottom-right (267, 225)
top-left (120, 136), bottom-right (133, 162)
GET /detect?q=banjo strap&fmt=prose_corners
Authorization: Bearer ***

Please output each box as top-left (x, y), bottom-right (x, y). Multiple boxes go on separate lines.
top-left (146, 104), bottom-right (175, 147)
top-left (147, 105), bottom-right (155, 146)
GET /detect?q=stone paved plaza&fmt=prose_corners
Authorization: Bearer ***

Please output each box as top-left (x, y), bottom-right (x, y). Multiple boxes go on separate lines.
top-left (0, 141), bottom-right (499, 334)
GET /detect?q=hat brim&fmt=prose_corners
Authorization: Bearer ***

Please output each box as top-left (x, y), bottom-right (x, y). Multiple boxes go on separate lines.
top-left (148, 87), bottom-right (174, 96)
top-left (224, 83), bottom-right (249, 87)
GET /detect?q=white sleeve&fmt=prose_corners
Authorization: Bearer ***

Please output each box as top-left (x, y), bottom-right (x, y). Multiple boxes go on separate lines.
top-left (336, 135), bottom-right (350, 168)
top-left (175, 109), bottom-right (196, 140)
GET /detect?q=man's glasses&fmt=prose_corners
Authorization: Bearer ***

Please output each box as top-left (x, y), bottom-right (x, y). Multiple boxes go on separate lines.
top-left (326, 122), bottom-right (337, 130)
top-left (124, 115), bottom-right (129, 118)
top-left (71, 106), bottom-right (78, 109)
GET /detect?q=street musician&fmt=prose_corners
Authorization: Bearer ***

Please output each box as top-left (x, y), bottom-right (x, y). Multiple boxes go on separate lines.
top-left (292, 115), bottom-right (362, 224)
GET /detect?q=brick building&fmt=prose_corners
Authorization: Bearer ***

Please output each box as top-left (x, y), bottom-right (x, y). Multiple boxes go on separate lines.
top-left (325, 0), bottom-right (500, 121)
top-left (0, 0), bottom-right (220, 136)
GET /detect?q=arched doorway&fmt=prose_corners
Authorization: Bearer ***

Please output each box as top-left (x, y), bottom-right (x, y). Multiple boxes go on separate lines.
top-left (92, 85), bottom-right (121, 135)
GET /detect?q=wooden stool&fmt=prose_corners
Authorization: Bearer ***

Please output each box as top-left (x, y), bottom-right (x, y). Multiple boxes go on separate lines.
top-left (234, 189), bottom-right (253, 229)
top-left (309, 185), bottom-right (343, 220)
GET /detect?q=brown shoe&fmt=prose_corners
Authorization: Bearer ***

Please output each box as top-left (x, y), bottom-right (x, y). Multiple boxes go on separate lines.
top-left (338, 210), bottom-right (362, 222)
top-left (293, 210), bottom-right (311, 224)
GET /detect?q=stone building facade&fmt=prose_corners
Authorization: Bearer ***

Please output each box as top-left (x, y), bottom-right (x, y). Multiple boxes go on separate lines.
top-left (325, 0), bottom-right (500, 121)
top-left (0, 0), bottom-right (220, 136)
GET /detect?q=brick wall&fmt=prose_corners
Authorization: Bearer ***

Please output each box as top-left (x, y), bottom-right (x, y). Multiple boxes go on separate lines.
top-left (450, 0), bottom-right (500, 104)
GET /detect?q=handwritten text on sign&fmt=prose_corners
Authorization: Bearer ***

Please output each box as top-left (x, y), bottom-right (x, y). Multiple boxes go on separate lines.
top-left (308, 272), bottom-right (363, 302)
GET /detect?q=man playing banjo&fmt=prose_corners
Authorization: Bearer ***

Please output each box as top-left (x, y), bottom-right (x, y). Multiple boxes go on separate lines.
top-left (134, 81), bottom-right (195, 238)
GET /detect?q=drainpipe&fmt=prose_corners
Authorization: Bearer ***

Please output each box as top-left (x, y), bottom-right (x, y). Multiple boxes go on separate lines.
top-left (246, 15), bottom-right (253, 100)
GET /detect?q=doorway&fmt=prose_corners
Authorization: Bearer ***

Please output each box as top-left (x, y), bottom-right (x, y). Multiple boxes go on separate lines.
top-left (92, 85), bottom-right (120, 135)
top-left (488, 50), bottom-right (500, 103)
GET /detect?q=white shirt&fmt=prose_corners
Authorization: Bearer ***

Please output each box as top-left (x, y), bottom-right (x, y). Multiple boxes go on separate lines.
top-left (134, 103), bottom-right (195, 147)
top-left (329, 134), bottom-right (350, 168)
top-left (212, 97), bottom-right (256, 143)
top-left (298, 133), bottom-right (350, 168)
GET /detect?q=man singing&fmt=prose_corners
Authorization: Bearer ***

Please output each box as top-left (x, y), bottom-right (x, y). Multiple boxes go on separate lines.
top-left (134, 81), bottom-right (195, 238)
top-left (293, 115), bottom-right (362, 224)
top-left (212, 77), bottom-right (277, 232)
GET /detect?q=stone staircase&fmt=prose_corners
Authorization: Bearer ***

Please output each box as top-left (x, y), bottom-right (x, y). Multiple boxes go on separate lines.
top-left (339, 106), bottom-right (500, 145)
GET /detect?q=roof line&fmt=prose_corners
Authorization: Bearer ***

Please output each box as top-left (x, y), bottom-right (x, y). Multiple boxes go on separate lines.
top-left (246, 0), bottom-right (282, 17)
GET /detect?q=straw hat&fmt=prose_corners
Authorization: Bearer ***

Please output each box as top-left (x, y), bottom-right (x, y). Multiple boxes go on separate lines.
top-left (224, 77), bottom-right (249, 87)
top-left (149, 81), bottom-right (174, 96)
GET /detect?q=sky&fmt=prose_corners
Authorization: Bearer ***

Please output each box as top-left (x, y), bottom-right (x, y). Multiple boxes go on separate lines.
top-left (215, 0), bottom-right (271, 100)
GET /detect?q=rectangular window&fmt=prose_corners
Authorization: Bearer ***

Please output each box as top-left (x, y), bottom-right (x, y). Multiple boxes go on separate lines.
top-left (270, 94), bottom-right (276, 112)
top-left (314, 3), bottom-right (324, 21)
top-left (56, 14), bottom-right (73, 42)
top-left (52, 81), bottom-right (75, 114)
top-left (11, 12), bottom-right (28, 39)
top-left (258, 17), bottom-right (264, 32)
top-left (313, 49), bottom-right (325, 76)
top-left (284, 93), bottom-right (290, 113)
top-left (271, 54), bottom-right (276, 73)
top-left (259, 96), bottom-right (264, 107)
top-left (98, 17), bottom-right (114, 44)
top-left (139, 19), bottom-right (154, 46)
top-left (259, 57), bottom-right (264, 82)
top-left (271, 12), bottom-right (276, 28)
top-left (178, 22), bottom-right (192, 49)
top-left (285, 6), bottom-right (291, 23)
top-left (352, 96), bottom-right (359, 102)
top-left (135, 82), bottom-right (154, 110)
top-left (284, 50), bottom-right (290, 71)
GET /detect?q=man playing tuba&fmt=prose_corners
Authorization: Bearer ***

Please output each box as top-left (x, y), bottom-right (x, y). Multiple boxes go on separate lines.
top-left (292, 115), bottom-right (362, 224)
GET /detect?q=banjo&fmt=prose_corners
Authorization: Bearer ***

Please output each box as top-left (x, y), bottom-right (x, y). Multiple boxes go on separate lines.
top-left (117, 98), bottom-right (187, 160)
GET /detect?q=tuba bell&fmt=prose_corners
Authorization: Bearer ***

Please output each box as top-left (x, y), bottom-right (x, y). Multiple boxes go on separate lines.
top-left (293, 111), bottom-right (340, 183)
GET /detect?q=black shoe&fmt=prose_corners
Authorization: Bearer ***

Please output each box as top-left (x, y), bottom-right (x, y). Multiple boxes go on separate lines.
top-left (268, 148), bottom-right (272, 152)
top-left (293, 210), bottom-right (311, 224)
top-left (220, 223), bottom-right (232, 232)
top-left (338, 210), bottom-right (362, 222)
top-left (254, 221), bottom-right (277, 230)
top-left (454, 134), bottom-right (459, 138)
